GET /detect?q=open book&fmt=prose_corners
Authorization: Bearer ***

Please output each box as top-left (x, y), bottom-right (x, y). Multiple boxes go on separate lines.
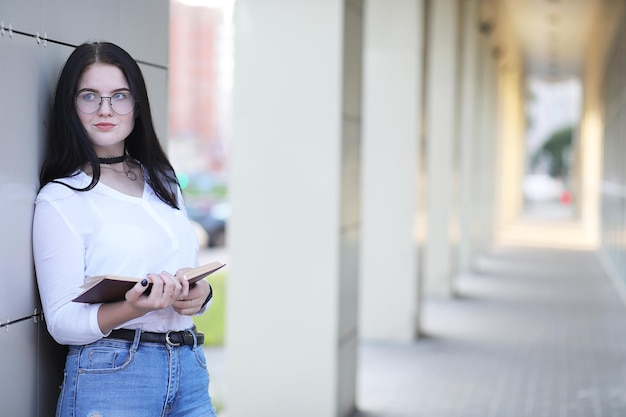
top-left (72, 261), bottom-right (226, 304)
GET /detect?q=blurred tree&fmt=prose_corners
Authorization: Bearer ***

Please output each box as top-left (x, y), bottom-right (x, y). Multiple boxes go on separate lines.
top-left (531, 126), bottom-right (573, 177)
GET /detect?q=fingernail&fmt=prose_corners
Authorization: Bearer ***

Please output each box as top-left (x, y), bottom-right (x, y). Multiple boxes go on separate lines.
top-left (141, 278), bottom-right (148, 287)
top-left (183, 274), bottom-right (189, 281)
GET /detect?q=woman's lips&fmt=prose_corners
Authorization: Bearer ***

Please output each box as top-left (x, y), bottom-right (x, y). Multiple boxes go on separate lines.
top-left (94, 122), bottom-right (116, 130)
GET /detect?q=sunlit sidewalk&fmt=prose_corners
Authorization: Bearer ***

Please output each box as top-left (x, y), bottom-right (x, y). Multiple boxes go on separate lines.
top-left (357, 245), bottom-right (626, 417)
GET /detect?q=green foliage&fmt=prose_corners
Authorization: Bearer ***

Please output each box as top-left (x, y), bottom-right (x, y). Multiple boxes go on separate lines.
top-left (193, 271), bottom-right (226, 346)
top-left (531, 125), bottom-right (573, 177)
top-left (184, 182), bottom-right (228, 199)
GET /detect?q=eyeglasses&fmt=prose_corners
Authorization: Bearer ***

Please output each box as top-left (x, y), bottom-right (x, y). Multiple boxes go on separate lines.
top-left (75, 91), bottom-right (135, 115)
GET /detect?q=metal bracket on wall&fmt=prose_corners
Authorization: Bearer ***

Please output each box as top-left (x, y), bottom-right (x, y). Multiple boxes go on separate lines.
top-left (0, 19), bottom-right (167, 69)
top-left (0, 309), bottom-right (43, 333)
top-left (0, 19), bottom-right (73, 47)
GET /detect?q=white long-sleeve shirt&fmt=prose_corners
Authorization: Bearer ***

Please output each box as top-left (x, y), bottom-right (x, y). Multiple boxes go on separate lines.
top-left (33, 171), bottom-right (201, 345)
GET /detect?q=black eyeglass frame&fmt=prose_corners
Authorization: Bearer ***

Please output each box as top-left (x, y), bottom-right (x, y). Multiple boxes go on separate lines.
top-left (74, 92), bottom-right (136, 115)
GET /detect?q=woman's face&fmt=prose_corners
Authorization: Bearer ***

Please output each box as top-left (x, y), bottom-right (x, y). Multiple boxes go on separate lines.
top-left (76, 62), bottom-right (135, 157)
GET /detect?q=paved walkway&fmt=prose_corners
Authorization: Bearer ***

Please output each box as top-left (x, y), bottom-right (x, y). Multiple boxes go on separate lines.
top-left (204, 244), bottom-right (626, 417)
top-left (357, 245), bottom-right (626, 417)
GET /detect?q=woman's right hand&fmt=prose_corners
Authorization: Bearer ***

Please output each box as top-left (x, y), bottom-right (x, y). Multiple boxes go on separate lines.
top-left (98, 270), bottom-right (189, 335)
top-left (124, 271), bottom-right (185, 314)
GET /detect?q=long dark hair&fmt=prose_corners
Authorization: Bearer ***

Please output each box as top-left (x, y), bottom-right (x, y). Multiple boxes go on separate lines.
top-left (39, 41), bottom-right (180, 209)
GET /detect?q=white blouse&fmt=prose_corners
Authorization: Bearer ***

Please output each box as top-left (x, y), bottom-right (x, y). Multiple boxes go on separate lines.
top-left (33, 171), bottom-right (202, 345)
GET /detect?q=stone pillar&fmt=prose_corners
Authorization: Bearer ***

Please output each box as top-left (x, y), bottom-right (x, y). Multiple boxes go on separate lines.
top-left (423, 0), bottom-right (460, 296)
top-left (226, 1), bottom-right (363, 416)
top-left (475, 32), bottom-right (498, 251)
top-left (458, 0), bottom-right (480, 274)
top-left (360, 0), bottom-right (424, 341)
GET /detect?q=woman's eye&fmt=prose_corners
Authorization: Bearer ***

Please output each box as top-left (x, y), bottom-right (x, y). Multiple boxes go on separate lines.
top-left (81, 92), bottom-right (98, 101)
top-left (113, 92), bottom-right (130, 100)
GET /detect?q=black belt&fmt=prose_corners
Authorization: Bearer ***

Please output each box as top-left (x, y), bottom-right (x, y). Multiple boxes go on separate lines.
top-left (106, 327), bottom-right (204, 346)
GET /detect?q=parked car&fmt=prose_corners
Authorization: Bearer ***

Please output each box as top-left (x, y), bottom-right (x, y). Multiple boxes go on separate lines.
top-left (186, 200), bottom-right (228, 247)
top-left (523, 174), bottom-right (564, 202)
top-left (189, 220), bottom-right (209, 248)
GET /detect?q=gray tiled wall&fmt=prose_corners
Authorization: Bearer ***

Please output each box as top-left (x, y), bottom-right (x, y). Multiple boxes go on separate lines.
top-left (0, 1), bottom-right (168, 415)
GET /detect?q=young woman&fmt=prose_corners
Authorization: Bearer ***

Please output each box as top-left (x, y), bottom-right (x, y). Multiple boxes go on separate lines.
top-left (33, 41), bottom-right (217, 416)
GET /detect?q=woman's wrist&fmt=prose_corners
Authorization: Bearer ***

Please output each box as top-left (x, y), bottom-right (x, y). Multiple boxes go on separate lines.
top-left (200, 283), bottom-right (213, 310)
top-left (97, 300), bottom-right (146, 334)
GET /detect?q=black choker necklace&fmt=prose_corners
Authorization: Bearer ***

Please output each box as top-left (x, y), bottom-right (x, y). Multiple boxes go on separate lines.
top-left (99, 155), bottom-right (126, 165)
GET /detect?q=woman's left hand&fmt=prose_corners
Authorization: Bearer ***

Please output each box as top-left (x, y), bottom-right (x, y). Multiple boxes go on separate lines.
top-left (172, 268), bottom-right (212, 315)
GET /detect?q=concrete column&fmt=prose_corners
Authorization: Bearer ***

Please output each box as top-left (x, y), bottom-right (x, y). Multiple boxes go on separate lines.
top-left (458, 0), bottom-right (480, 274)
top-left (226, 1), bottom-right (362, 417)
top-left (466, 29), bottom-right (490, 257)
top-left (360, 0), bottom-right (424, 341)
top-left (474, 33), bottom-right (498, 251)
top-left (423, 0), bottom-right (460, 296)
top-left (495, 67), bottom-right (524, 232)
top-left (485, 45), bottom-right (500, 246)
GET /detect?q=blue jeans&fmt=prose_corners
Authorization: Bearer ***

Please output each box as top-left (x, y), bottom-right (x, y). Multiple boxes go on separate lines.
top-left (56, 329), bottom-right (217, 417)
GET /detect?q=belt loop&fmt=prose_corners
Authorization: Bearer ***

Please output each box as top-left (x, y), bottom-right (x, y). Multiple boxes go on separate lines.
top-left (190, 328), bottom-right (198, 349)
top-left (130, 329), bottom-right (142, 352)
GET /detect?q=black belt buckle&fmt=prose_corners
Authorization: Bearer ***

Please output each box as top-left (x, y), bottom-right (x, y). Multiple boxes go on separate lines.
top-left (165, 330), bottom-right (181, 346)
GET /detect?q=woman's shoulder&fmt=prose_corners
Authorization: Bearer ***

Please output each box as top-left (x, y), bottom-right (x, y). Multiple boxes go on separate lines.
top-left (36, 172), bottom-right (90, 202)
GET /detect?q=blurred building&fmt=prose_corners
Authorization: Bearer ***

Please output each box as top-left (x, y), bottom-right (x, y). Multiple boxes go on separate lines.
top-left (169, 0), bottom-right (230, 176)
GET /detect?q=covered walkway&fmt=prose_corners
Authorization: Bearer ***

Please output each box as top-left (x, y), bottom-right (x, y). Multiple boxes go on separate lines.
top-left (357, 243), bottom-right (626, 417)
top-left (214, 1), bottom-right (626, 416)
